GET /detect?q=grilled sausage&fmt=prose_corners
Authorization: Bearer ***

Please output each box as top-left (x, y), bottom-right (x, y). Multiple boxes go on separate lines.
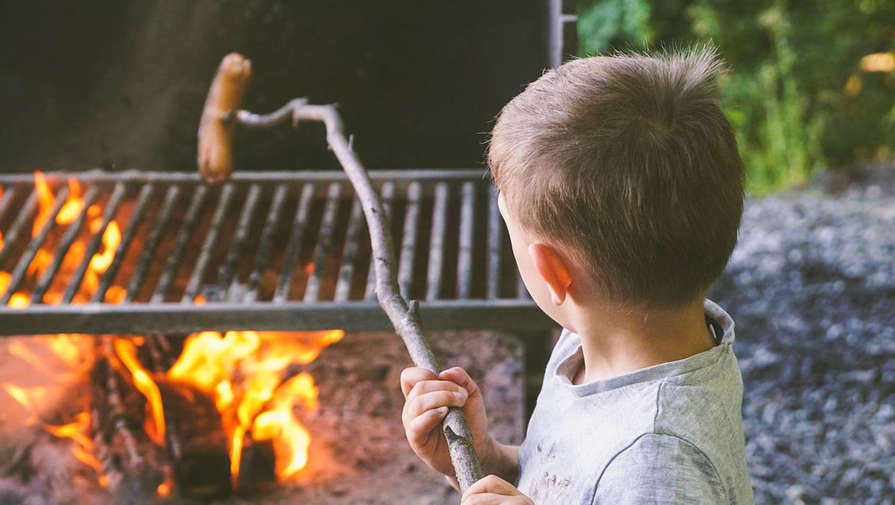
top-left (197, 52), bottom-right (252, 182)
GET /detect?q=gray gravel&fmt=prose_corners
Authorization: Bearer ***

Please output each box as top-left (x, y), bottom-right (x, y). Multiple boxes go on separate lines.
top-left (709, 168), bottom-right (895, 505)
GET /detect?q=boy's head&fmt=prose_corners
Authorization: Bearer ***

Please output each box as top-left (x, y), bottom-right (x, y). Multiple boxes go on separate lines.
top-left (490, 48), bottom-right (744, 315)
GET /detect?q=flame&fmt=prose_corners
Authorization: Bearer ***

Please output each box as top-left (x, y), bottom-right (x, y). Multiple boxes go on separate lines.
top-left (2, 382), bottom-right (48, 414)
top-left (89, 221), bottom-right (120, 273)
top-left (169, 329), bottom-right (343, 482)
top-left (44, 412), bottom-right (104, 473)
top-left (156, 480), bottom-right (172, 497)
top-left (251, 372), bottom-right (318, 478)
top-left (114, 339), bottom-right (166, 445)
top-left (56, 179), bottom-right (85, 225)
top-left (33, 171), bottom-right (55, 236)
top-left (1, 171), bottom-right (346, 492)
top-left (9, 293), bottom-right (29, 308)
top-left (5, 172), bottom-right (127, 306)
top-left (105, 285), bottom-right (126, 304)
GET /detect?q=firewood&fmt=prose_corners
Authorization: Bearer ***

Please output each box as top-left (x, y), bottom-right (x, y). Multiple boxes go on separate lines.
top-left (155, 378), bottom-right (231, 500)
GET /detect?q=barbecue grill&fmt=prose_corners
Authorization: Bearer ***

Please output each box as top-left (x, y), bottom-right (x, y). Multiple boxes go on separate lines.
top-left (0, 169), bottom-right (554, 336)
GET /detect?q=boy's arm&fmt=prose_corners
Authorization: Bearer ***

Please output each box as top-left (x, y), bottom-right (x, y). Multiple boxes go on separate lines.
top-left (482, 441), bottom-right (520, 484)
top-left (445, 440), bottom-right (520, 490)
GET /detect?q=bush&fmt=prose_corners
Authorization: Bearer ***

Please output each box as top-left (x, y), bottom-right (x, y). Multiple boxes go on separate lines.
top-left (578, 0), bottom-right (895, 194)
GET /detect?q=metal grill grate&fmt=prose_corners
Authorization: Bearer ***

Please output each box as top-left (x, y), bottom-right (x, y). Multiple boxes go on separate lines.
top-left (0, 170), bottom-right (551, 335)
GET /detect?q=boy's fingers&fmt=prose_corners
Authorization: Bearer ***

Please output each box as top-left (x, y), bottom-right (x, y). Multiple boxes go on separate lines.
top-left (407, 379), bottom-right (467, 399)
top-left (461, 494), bottom-right (501, 505)
top-left (462, 475), bottom-right (517, 499)
top-left (439, 367), bottom-right (481, 399)
top-left (406, 406), bottom-right (449, 445)
top-left (400, 367), bottom-right (437, 397)
top-left (403, 390), bottom-right (468, 423)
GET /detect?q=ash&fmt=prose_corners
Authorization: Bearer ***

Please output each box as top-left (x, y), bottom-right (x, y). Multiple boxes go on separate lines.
top-left (709, 166), bottom-right (895, 505)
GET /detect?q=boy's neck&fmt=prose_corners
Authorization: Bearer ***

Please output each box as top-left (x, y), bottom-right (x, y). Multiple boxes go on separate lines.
top-left (571, 297), bottom-right (715, 384)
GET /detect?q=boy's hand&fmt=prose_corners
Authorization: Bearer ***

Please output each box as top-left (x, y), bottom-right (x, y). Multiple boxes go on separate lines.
top-left (400, 366), bottom-right (493, 479)
top-left (461, 475), bottom-right (534, 505)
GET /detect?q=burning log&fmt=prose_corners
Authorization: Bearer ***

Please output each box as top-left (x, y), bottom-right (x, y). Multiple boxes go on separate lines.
top-left (141, 334), bottom-right (234, 499)
top-left (89, 338), bottom-right (166, 504)
top-left (155, 378), bottom-right (232, 500)
top-left (198, 52), bottom-right (483, 492)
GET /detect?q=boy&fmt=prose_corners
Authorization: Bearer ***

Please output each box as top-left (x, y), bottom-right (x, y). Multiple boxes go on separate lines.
top-left (400, 48), bottom-right (754, 505)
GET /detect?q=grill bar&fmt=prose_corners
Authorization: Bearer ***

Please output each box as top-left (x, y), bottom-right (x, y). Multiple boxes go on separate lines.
top-left (92, 184), bottom-right (155, 303)
top-left (31, 186), bottom-right (100, 303)
top-left (0, 185), bottom-right (70, 304)
top-left (0, 190), bottom-right (38, 267)
top-left (487, 187), bottom-right (501, 299)
top-left (218, 183), bottom-right (261, 294)
top-left (63, 182), bottom-right (126, 303)
top-left (125, 185), bottom-right (181, 303)
top-left (246, 184), bottom-right (288, 301)
top-left (334, 198), bottom-right (364, 302)
top-left (0, 170), bottom-right (551, 336)
top-left (0, 185), bottom-right (17, 221)
top-left (304, 182), bottom-right (342, 303)
top-left (425, 182), bottom-right (449, 301)
top-left (151, 185), bottom-right (209, 302)
top-left (517, 271), bottom-right (530, 299)
top-left (457, 181), bottom-right (475, 299)
top-left (182, 183), bottom-right (234, 302)
top-left (365, 182), bottom-right (395, 300)
top-left (275, 183), bottom-right (315, 302)
top-left (398, 181), bottom-right (422, 298)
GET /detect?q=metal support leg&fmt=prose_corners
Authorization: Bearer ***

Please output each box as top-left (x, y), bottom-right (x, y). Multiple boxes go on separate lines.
top-left (522, 329), bottom-right (557, 427)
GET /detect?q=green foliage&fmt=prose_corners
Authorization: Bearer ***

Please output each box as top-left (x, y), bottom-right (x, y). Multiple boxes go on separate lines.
top-left (578, 0), bottom-right (895, 195)
top-left (578, 0), bottom-right (653, 54)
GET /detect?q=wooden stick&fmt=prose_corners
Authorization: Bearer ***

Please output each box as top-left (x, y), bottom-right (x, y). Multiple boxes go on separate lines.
top-left (230, 100), bottom-right (484, 492)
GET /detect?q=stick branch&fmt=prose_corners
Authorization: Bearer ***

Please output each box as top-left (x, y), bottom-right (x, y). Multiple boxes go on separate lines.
top-left (233, 101), bottom-right (484, 492)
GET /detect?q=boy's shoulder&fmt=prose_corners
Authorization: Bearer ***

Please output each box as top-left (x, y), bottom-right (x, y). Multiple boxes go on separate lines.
top-left (517, 300), bottom-right (754, 505)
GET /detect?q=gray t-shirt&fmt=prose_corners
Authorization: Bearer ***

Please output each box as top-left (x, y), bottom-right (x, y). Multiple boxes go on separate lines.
top-left (517, 299), bottom-right (754, 505)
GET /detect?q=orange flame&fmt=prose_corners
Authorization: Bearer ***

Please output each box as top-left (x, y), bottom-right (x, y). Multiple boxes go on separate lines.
top-left (9, 293), bottom-right (29, 308)
top-left (2, 382), bottom-right (48, 414)
top-left (32, 171), bottom-right (55, 236)
top-left (251, 372), bottom-right (318, 478)
top-left (114, 339), bottom-right (166, 445)
top-left (44, 412), bottom-right (104, 473)
top-left (168, 329), bottom-right (343, 482)
top-left (56, 179), bottom-right (85, 225)
top-left (1, 171), bottom-right (346, 491)
top-left (89, 221), bottom-right (120, 273)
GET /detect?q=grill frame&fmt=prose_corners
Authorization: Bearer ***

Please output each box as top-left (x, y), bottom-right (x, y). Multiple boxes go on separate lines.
top-left (0, 169), bottom-right (554, 335)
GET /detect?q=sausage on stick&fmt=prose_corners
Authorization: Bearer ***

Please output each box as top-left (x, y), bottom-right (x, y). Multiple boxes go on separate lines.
top-left (197, 52), bottom-right (252, 183)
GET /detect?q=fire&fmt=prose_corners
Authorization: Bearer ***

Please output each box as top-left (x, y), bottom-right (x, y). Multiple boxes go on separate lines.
top-left (2, 335), bottom-right (106, 485)
top-left (114, 338), bottom-right (166, 445)
top-left (32, 171), bottom-right (55, 236)
top-left (2, 172), bottom-right (126, 307)
top-left (89, 221), bottom-right (120, 273)
top-left (169, 329), bottom-right (343, 482)
top-left (44, 412), bottom-right (104, 474)
top-left (2, 382), bottom-right (48, 418)
top-left (252, 372), bottom-right (318, 478)
top-left (57, 178), bottom-right (85, 225)
top-left (1, 172), bottom-right (346, 494)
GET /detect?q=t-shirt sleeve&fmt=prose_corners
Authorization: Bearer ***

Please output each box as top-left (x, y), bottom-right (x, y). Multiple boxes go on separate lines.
top-left (592, 433), bottom-right (728, 505)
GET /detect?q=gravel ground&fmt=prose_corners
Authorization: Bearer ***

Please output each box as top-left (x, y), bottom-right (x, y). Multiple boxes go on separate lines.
top-left (709, 166), bottom-right (895, 505)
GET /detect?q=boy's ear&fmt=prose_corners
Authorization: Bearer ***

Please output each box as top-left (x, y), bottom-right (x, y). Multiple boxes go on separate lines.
top-left (528, 242), bottom-right (572, 305)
